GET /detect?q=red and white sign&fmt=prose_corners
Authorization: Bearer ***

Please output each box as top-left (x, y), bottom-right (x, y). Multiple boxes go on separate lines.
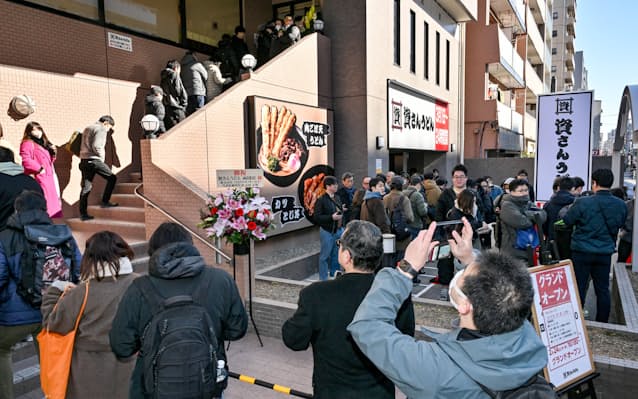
top-left (530, 261), bottom-right (595, 390)
top-left (387, 81), bottom-right (449, 151)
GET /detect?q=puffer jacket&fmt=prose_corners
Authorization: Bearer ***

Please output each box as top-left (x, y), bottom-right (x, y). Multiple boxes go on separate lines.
top-left (542, 190), bottom-right (575, 240)
top-left (0, 210), bottom-right (81, 326)
top-left (404, 186), bottom-right (427, 229)
top-left (109, 242), bottom-right (248, 398)
top-left (180, 53), bottom-right (208, 97)
top-left (563, 190), bottom-right (627, 254)
top-left (160, 68), bottom-right (187, 110)
top-left (384, 190), bottom-right (414, 250)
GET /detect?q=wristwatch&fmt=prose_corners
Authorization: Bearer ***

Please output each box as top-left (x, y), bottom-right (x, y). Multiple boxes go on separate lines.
top-left (397, 259), bottom-right (419, 279)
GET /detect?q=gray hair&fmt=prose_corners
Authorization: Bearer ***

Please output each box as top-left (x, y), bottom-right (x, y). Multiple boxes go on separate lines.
top-left (340, 220), bottom-right (383, 272)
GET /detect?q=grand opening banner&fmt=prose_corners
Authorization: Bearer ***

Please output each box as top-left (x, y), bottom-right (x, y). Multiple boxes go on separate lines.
top-left (387, 80), bottom-right (449, 151)
top-left (245, 96), bottom-right (334, 236)
top-left (535, 91), bottom-right (593, 202)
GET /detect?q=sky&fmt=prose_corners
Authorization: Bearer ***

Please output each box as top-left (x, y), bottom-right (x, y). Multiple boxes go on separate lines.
top-left (576, 1), bottom-right (636, 136)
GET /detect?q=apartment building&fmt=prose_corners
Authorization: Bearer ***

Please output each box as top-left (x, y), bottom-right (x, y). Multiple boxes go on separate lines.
top-left (550, 0), bottom-right (576, 92)
top-left (574, 50), bottom-right (588, 91)
top-left (464, 0), bottom-right (553, 158)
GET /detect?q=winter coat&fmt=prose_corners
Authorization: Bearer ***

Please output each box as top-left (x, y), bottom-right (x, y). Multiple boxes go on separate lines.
top-left (79, 122), bottom-right (108, 161)
top-left (542, 190), bottom-right (575, 240)
top-left (160, 68), bottom-right (187, 110)
top-left (435, 188), bottom-right (458, 222)
top-left (361, 192), bottom-right (390, 234)
top-left (314, 193), bottom-right (343, 233)
top-left (20, 139), bottom-right (61, 217)
top-left (384, 190), bottom-right (414, 250)
top-left (144, 94), bottom-right (166, 134)
top-left (350, 189), bottom-right (366, 221)
top-left (0, 210), bottom-right (81, 326)
top-left (499, 194), bottom-right (546, 261)
top-left (336, 186), bottom-right (356, 225)
top-left (563, 190), bottom-right (627, 254)
top-left (180, 53), bottom-right (208, 97)
top-left (403, 186), bottom-right (428, 229)
top-left (230, 35), bottom-right (249, 74)
top-left (422, 179), bottom-right (441, 208)
top-left (348, 268), bottom-right (548, 399)
top-left (0, 162), bottom-right (42, 230)
top-left (41, 258), bottom-right (138, 398)
top-left (282, 273), bottom-right (414, 399)
top-left (109, 242), bottom-right (248, 399)
top-left (202, 61), bottom-right (228, 101)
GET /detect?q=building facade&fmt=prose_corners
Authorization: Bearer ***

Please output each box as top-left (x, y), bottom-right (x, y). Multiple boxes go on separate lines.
top-left (550, 0), bottom-right (576, 92)
top-left (464, 0), bottom-right (552, 158)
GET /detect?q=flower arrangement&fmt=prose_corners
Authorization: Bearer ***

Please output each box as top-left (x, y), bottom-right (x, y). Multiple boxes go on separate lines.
top-left (199, 187), bottom-right (275, 246)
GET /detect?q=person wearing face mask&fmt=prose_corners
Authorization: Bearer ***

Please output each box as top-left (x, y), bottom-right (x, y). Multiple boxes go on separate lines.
top-left (347, 219), bottom-right (549, 399)
top-left (19, 121), bottom-right (62, 218)
top-left (498, 179), bottom-right (546, 264)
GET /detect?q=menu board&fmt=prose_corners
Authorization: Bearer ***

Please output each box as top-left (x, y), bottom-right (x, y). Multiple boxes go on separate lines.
top-left (245, 96), bottom-right (334, 236)
top-left (529, 261), bottom-right (595, 390)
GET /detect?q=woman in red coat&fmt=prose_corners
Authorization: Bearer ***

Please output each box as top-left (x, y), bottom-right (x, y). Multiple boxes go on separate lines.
top-left (19, 122), bottom-right (62, 217)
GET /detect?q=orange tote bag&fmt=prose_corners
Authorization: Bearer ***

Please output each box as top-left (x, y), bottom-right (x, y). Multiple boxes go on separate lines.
top-left (37, 282), bottom-right (89, 399)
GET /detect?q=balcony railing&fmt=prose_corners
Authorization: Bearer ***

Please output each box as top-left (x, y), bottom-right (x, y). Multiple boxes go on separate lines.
top-left (526, 6), bottom-right (545, 64)
top-left (490, 0), bottom-right (526, 33)
top-left (524, 112), bottom-right (537, 141)
top-left (488, 26), bottom-right (525, 88)
top-left (525, 60), bottom-right (544, 96)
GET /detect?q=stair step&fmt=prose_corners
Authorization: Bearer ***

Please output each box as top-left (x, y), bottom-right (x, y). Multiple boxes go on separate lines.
top-left (12, 341), bottom-right (37, 363)
top-left (67, 219), bottom-right (146, 238)
top-left (109, 193), bottom-right (143, 207)
top-left (129, 172), bottom-right (142, 182)
top-left (12, 355), bottom-right (40, 398)
top-left (113, 182), bottom-right (140, 195)
top-left (70, 231), bottom-right (148, 257)
top-left (87, 205), bottom-right (145, 223)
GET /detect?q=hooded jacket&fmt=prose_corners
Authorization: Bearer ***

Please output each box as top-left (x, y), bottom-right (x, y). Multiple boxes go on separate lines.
top-left (0, 209), bottom-right (81, 326)
top-left (404, 186), bottom-right (428, 229)
top-left (0, 162), bottom-right (42, 229)
top-left (144, 94), bottom-right (166, 133)
top-left (160, 68), bottom-right (187, 110)
top-left (361, 191), bottom-right (390, 233)
top-left (109, 242), bottom-right (248, 398)
top-left (180, 53), bottom-right (208, 97)
top-left (499, 194), bottom-right (546, 261)
top-left (348, 268), bottom-right (548, 399)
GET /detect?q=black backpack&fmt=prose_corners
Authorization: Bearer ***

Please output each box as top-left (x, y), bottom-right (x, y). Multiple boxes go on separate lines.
top-left (0, 224), bottom-right (77, 307)
top-left (477, 374), bottom-right (558, 399)
top-left (389, 196), bottom-right (411, 241)
top-left (137, 275), bottom-right (224, 399)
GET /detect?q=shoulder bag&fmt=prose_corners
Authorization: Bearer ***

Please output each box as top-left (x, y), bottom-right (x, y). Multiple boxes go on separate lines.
top-left (38, 282), bottom-right (89, 399)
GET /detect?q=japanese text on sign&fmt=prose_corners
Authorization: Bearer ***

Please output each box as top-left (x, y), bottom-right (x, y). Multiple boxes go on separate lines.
top-left (302, 122), bottom-right (330, 147)
top-left (107, 32), bottom-right (133, 52)
top-left (217, 169), bottom-right (264, 188)
top-left (271, 195), bottom-right (305, 225)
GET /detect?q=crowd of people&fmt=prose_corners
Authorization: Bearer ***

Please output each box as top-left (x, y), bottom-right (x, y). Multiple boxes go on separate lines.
top-left (145, 13), bottom-right (320, 138)
top-left (312, 165), bottom-right (632, 324)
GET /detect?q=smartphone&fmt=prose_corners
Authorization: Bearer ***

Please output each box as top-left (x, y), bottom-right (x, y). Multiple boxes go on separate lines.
top-left (428, 243), bottom-right (452, 261)
top-left (434, 220), bottom-right (464, 242)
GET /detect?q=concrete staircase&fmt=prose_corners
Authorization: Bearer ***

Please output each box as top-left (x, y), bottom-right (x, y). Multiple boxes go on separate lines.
top-left (12, 173), bottom-right (149, 398)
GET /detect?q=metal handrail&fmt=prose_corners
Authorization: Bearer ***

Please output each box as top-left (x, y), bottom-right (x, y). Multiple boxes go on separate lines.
top-left (133, 183), bottom-right (232, 264)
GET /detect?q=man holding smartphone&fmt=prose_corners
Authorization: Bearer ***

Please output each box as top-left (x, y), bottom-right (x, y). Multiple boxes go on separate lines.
top-left (348, 219), bottom-right (549, 398)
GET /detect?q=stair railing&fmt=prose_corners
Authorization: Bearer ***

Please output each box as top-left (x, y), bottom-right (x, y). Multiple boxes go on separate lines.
top-left (134, 183), bottom-right (232, 265)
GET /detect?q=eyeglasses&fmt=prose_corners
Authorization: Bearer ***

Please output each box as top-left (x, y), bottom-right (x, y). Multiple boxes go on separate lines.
top-left (452, 175), bottom-right (467, 179)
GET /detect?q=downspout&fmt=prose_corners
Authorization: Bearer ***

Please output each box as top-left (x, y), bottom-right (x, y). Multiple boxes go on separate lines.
top-left (458, 23), bottom-right (466, 164)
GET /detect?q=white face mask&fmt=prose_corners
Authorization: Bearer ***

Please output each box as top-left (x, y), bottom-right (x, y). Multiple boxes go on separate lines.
top-left (31, 129), bottom-right (43, 139)
top-left (448, 268), bottom-right (469, 311)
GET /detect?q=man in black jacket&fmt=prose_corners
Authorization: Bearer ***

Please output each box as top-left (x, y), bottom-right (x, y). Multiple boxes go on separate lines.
top-left (282, 220), bottom-right (414, 399)
top-left (110, 222), bottom-right (248, 398)
top-left (314, 176), bottom-right (344, 280)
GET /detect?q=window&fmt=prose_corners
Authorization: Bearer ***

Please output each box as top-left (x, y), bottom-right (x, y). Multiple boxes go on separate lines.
top-left (435, 31), bottom-right (440, 85)
top-left (26, 0), bottom-right (99, 20)
top-left (552, 30), bottom-right (557, 37)
top-left (394, 0), bottom-right (401, 65)
top-left (552, 47), bottom-right (557, 55)
top-left (551, 65), bottom-right (557, 72)
top-left (186, 0), bottom-right (239, 46)
top-left (553, 11), bottom-right (558, 19)
top-left (409, 10), bottom-right (415, 73)
top-left (424, 22), bottom-right (429, 79)
top-left (445, 39), bottom-right (450, 90)
top-left (105, 0), bottom-right (181, 42)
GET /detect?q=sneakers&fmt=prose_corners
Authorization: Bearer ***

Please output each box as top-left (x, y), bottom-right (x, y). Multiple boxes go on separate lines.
top-left (100, 201), bottom-right (119, 208)
top-left (80, 214), bottom-right (94, 221)
top-left (430, 276), bottom-right (440, 284)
